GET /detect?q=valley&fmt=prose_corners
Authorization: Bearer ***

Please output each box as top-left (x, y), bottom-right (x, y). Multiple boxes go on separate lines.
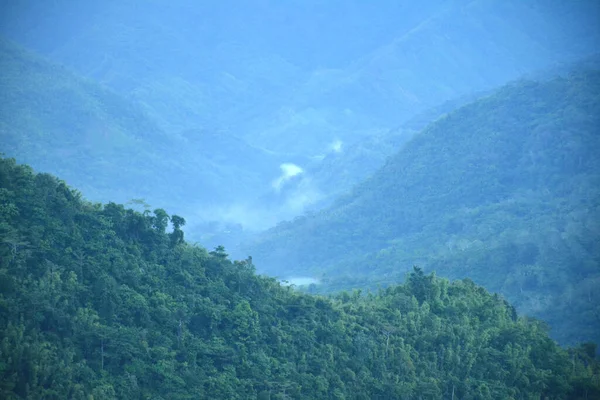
top-left (1, 1), bottom-right (599, 398)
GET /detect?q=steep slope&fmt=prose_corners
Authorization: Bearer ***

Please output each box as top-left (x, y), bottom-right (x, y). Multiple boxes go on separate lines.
top-left (246, 69), bottom-right (600, 346)
top-left (0, 40), bottom-right (171, 203)
top-left (0, 40), bottom-right (287, 215)
top-left (2, 0), bottom-right (599, 240)
top-left (1, 157), bottom-right (599, 399)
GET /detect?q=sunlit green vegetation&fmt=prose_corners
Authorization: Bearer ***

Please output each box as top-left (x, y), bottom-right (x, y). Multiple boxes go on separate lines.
top-left (1, 157), bottom-right (598, 399)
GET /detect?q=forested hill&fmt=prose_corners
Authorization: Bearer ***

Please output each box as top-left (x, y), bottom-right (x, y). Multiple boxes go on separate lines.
top-left (245, 68), bottom-right (600, 347)
top-left (1, 158), bottom-right (599, 399)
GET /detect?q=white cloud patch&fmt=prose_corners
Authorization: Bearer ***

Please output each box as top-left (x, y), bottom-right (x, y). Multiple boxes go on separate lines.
top-left (272, 163), bottom-right (303, 191)
top-left (187, 163), bottom-right (325, 235)
top-left (329, 139), bottom-right (343, 153)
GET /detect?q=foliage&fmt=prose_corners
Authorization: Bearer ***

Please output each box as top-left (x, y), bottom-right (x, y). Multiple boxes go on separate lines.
top-left (1, 158), bottom-right (599, 399)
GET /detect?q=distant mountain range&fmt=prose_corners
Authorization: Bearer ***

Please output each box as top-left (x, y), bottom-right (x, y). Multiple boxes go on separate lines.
top-left (2, 0), bottom-right (599, 157)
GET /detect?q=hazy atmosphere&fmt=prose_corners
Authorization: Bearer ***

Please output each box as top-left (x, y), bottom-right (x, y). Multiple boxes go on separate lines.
top-left (1, 1), bottom-right (600, 398)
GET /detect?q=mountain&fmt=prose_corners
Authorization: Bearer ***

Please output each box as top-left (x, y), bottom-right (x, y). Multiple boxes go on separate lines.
top-left (1, 0), bottom-right (598, 158)
top-left (224, 0), bottom-right (600, 155)
top-left (268, 91), bottom-right (492, 216)
top-left (2, 0), bottom-right (599, 239)
top-left (1, 157), bottom-right (599, 399)
top-left (244, 68), bottom-right (600, 347)
top-left (0, 39), bottom-right (292, 217)
top-left (302, 0), bottom-right (600, 128)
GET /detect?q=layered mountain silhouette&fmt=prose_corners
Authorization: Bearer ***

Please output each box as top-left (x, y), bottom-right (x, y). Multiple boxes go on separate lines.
top-left (2, 0), bottom-right (599, 158)
top-left (245, 67), bottom-right (600, 346)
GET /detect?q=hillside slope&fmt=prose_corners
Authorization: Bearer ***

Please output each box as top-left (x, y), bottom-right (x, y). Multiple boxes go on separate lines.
top-left (245, 69), bottom-right (600, 346)
top-left (1, 1), bottom-right (598, 157)
top-left (307, 0), bottom-right (600, 128)
top-left (2, 1), bottom-right (599, 239)
top-left (0, 40), bottom-right (287, 215)
top-left (1, 157), bottom-right (599, 399)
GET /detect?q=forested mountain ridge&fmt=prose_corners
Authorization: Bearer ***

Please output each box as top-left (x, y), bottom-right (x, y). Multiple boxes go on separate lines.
top-left (1, 157), bottom-right (599, 399)
top-left (245, 68), bottom-right (600, 347)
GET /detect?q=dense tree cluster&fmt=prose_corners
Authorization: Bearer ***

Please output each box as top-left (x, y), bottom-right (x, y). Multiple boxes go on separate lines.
top-left (1, 157), bottom-right (599, 399)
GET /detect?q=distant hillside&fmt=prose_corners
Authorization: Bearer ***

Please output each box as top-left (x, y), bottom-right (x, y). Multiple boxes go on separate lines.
top-left (304, 0), bottom-right (600, 127)
top-left (273, 91), bottom-right (492, 214)
top-left (0, 39), bottom-right (287, 216)
top-left (236, 0), bottom-right (600, 154)
top-left (1, 157), bottom-right (598, 399)
top-left (245, 68), bottom-right (600, 346)
top-left (1, 0), bottom-right (598, 157)
top-left (0, 39), bottom-right (171, 202)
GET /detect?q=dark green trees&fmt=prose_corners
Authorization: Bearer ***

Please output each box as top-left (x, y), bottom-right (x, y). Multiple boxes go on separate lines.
top-left (170, 214), bottom-right (186, 246)
top-left (1, 157), bottom-right (599, 399)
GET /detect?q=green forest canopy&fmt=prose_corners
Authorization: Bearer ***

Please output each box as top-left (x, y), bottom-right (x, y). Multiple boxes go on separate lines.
top-left (0, 157), bottom-right (599, 399)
